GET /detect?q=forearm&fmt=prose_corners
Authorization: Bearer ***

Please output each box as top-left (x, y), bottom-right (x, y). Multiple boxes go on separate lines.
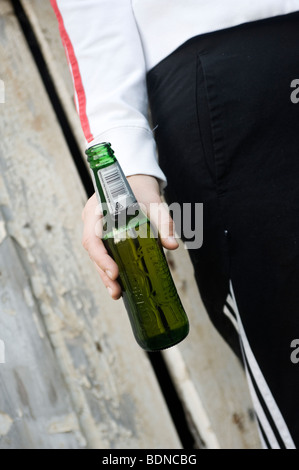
top-left (51, 0), bottom-right (167, 185)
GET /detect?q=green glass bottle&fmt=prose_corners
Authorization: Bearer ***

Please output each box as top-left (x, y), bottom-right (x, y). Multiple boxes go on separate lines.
top-left (86, 142), bottom-right (189, 351)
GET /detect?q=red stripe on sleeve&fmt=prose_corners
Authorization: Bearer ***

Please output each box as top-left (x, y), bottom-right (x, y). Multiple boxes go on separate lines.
top-left (50, 0), bottom-right (93, 142)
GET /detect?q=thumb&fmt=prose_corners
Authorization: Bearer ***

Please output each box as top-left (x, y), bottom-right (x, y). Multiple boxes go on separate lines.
top-left (147, 201), bottom-right (179, 250)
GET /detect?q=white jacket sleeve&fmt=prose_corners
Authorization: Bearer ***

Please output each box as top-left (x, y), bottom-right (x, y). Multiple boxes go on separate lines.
top-left (51, 0), bottom-right (167, 185)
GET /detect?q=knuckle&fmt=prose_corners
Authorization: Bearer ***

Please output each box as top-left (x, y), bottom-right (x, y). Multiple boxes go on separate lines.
top-left (82, 234), bottom-right (90, 251)
top-left (95, 220), bottom-right (103, 238)
top-left (169, 218), bottom-right (175, 231)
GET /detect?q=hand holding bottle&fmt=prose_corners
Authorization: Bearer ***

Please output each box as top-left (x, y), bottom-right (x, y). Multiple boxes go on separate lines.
top-left (82, 174), bottom-right (179, 300)
top-left (83, 143), bottom-right (189, 351)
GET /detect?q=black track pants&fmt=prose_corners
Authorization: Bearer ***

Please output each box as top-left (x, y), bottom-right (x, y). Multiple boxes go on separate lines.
top-left (147, 12), bottom-right (299, 449)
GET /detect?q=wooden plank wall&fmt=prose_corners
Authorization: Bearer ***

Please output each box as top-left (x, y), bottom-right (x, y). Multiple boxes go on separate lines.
top-left (0, 0), bottom-right (261, 449)
top-left (0, 0), bottom-right (181, 449)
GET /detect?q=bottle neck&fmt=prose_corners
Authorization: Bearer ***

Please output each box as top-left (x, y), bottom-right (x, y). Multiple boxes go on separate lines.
top-left (86, 142), bottom-right (116, 170)
top-left (86, 143), bottom-right (143, 234)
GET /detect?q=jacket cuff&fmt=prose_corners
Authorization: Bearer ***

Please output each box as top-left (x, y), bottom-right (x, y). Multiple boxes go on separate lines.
top-left (87, 126), bottom-right (167, 190)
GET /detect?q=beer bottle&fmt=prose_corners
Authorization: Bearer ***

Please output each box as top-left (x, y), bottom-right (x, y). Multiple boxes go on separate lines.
top-left (86, 142), bottom-right (189, 351)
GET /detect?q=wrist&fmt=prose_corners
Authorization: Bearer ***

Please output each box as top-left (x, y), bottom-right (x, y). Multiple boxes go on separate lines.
top-left (127, 174), bottom-right (161, 201)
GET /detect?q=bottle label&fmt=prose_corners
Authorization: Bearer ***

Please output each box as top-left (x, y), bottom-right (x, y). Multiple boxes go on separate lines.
top-left (97, 162), bottom-right (137, 216)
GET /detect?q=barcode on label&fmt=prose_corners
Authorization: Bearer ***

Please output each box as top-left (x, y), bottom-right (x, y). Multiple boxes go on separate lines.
top-left (103, 168), bottom-right (129, 200)
top-left (97, 163), bottom-right (135, 215)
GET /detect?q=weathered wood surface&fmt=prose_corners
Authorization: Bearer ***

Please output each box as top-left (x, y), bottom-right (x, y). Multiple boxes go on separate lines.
top-left (0, 0), bottom-right (181, 449)
top-left (21, 0), bottom-right (262, 449)
top-left (164, 250), bottom-right (261, 448)
top-left (0, 219), bottom-right (81, 449)
top-left (20, 0), bottom-right (86, 156)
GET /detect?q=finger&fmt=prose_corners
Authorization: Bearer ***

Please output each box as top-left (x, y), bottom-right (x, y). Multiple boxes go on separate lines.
top-left (82, 196), bottom-right (119, 280)
top-left (147, 201), bottom-right (179, 250)
top-left (93, 262), bottom-right (122, 300)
